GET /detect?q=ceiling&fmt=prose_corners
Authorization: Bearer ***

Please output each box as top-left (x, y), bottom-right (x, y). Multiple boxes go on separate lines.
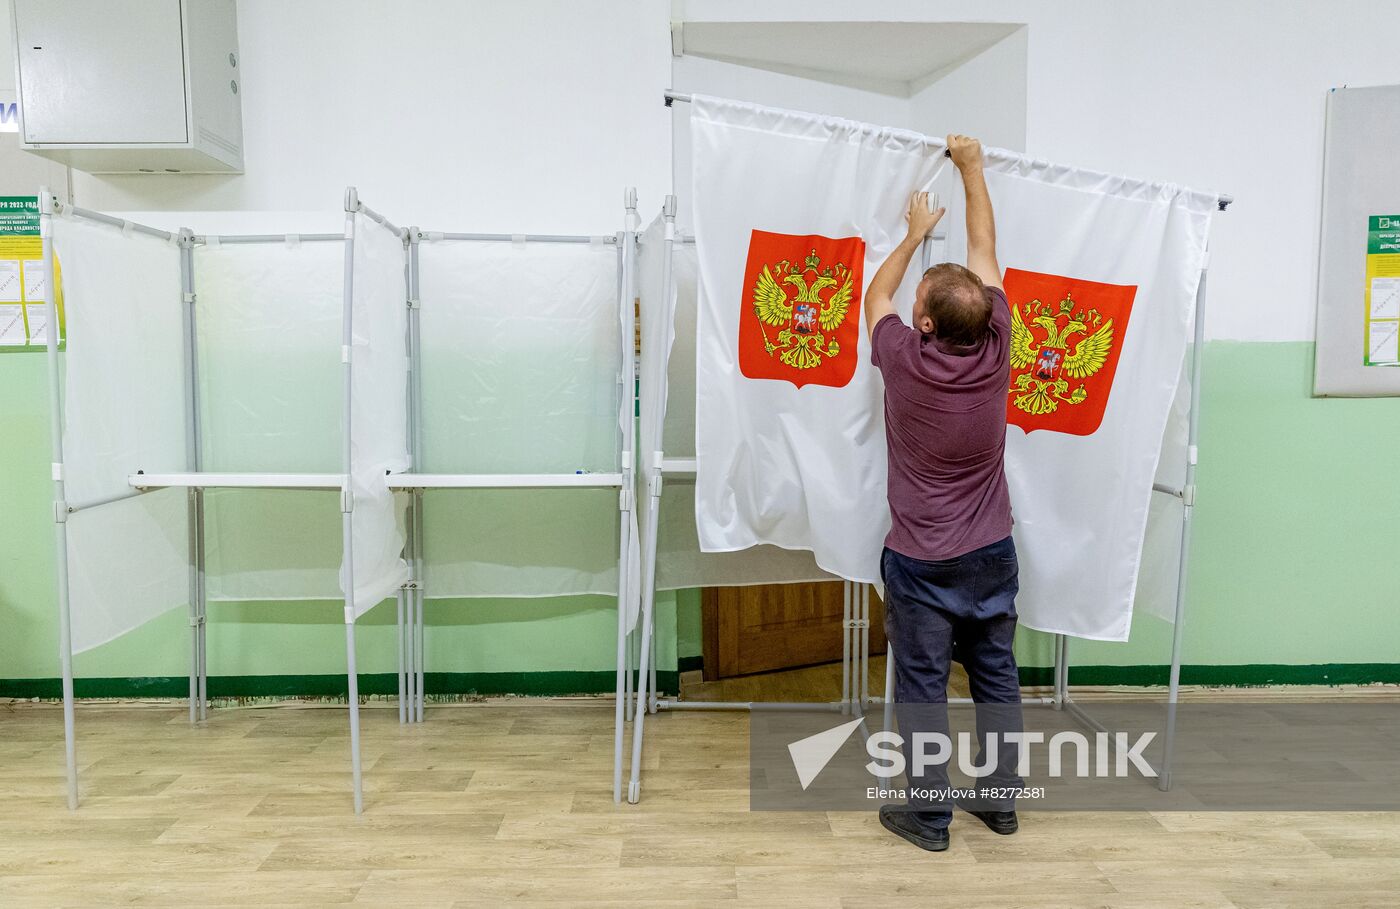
top-left (677, 21), bottom-right (1023, 97)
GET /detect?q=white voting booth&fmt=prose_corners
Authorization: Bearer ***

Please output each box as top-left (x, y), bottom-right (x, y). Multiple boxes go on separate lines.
top-left (41, 187), bottom-right (638, 815)
top-left (41, 92), bottom-right (1229, 814)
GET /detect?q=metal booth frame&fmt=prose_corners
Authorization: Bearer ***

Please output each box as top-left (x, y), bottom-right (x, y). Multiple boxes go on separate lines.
top-left (41, 185), bottom-right (640, 815)
top-left (388, 192), bottom-right (641, 808)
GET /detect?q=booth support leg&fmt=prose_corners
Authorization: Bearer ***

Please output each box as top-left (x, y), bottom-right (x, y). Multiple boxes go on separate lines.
top-left (882, 646), bottom-right (896, 737)
top-left (1159, 260), bottom-right (1209, 792)
top-left (41, 190), bottom-right (79, 810)
top-left (396, 589), bottom-right (406, 724)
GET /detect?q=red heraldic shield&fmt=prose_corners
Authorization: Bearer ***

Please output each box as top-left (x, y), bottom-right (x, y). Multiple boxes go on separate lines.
top-left (738, 229), bottom-right (866, 389)
top-left (1004, 267), bottom-right (1137, 436)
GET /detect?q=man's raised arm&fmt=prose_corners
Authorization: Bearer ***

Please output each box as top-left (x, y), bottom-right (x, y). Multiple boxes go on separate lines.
top-left (948, 134), bottom-right (1002, 292)
top-left (864, 190), bottom-right (945, 338)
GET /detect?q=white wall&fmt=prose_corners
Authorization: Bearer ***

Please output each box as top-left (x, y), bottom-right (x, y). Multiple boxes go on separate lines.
top-left (4, 0), bottom-right (676, 233)
top-left (670, 54), bottom-right (918, 233)
top-left (670, 28), bottom-right (1028, 232)
top-left (8, 0), bottom-right (1400, 340)
top-left (909, 27), bottom-right (1027, 152)
top-left (684, 0), bottom-right (1400, 342)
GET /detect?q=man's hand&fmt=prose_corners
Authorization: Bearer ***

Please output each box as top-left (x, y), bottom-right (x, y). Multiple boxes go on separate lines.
top-left (866, 189), bottom-right (943, 338)
top-left (947, 134), bottom-right (984, 173)
top-left (904, 190), bottom-right (945, 244)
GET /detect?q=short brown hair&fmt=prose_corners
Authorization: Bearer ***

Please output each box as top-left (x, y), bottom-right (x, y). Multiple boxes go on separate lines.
top-left (919, 263), bottom-right (992, 346)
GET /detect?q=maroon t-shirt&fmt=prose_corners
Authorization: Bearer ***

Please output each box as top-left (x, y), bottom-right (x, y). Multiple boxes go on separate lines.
top-left (870, 287), bottom-right (1014, 561)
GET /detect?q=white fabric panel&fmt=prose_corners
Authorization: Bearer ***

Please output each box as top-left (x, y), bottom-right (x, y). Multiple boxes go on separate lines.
top-left (618, 231), bottom-right (641, 631)
top-left (195, 239), bottom-right (344, 601)
top-left (421, 489), bottom-right (620, 598)
top-left (689, 96), bottom-right (937, 584)
top-left (204, 488), bottom-right (343, 601)
top-left (68, 489), bottom-right (188, 654)
top-left (54, 216), bottom-right (188, 652)
top-left (342, 212), bottom-right (410, 616)
top-left (417, 238), bottom-right (621, 597)
top-left (942, 159), bottom-right (1214, 641)
top-left (636, 215), bottom-right (833, 590)
top-left (1136, 356), bottom-right (1191, 623)
top-left (196, 241), bottom-right (343, 472)
top-left (55, 216), bottom-right (185, 505)
top-left (690, 95), bottom-right (1213, 641)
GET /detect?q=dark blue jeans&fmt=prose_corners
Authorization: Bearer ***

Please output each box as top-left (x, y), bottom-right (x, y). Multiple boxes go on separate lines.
top-left (881, 537), bottom-right (1025, 827)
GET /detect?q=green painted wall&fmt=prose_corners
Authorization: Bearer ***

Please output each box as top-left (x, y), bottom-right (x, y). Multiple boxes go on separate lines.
top-left (2, 341), bottom-right (1397, 690)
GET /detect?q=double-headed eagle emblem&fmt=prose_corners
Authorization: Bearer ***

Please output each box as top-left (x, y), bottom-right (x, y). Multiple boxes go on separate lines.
top-left (1009, 293), bottom-right (1115, 415)
top-left (750, 249), bottom-right (855, 370)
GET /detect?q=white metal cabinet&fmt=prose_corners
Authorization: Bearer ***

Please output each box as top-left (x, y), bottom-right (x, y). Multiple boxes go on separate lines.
top-left (12, 0), bottom-right (243, 173)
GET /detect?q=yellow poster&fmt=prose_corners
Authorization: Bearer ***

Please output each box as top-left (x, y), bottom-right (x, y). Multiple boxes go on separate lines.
top-left (1364, 215), bottom-right (1400, 367)
top-left (0, 196), bottom-right (64, 352)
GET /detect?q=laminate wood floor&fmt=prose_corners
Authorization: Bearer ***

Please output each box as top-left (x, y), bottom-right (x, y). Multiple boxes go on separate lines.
top-left (3, 685), bottom-right (1398, 907)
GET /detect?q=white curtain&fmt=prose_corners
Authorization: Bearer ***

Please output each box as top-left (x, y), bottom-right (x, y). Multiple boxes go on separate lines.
top-left (688, 95), bottom-right (937, 585)
top-left (690, 94), bottom-right (1214, 641)
top-left (942, 161), bottom-right (1213, 641)
top-left (53, 215), bottom-right (188, 652)
top-left (637, 214), bottom-right (834, 590)
top-left (417, 238), bottom-right (622, 598)
top-left (196, 239), bottom-right (344, 602)
top-left (342, 212), bottom-right (411, 616)
top-left (1136, 356), bottom-right (1191, 623)
top-left (57, 217), bottom-right (186, 505)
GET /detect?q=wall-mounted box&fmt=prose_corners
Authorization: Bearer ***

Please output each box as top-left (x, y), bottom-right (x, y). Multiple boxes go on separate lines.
top-left (11, 0), bottom-right (243, 173)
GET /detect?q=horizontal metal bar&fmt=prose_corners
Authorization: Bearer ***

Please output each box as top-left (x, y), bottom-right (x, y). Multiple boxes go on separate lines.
top-left (640, 233), bottom-right (942, 247)
top-left (662, 90), bottom-right (1232, 211)
top-left (66, 488), bottom-right (152, 514)
top-left (866, 696), bottom-right (1056, 706)
top-left (196, 233), bottom-right (345, 245)
top-left (56, 203), bottom-right (174, 241)
top-left (660, 457), bottom-right (697, 475)
top-left (129, 472), bottom-right (344, 490)
top-left (657, 694), bottom-right (1056, 711)
top-left (357, 202), bottom-right (403, 237)
top-left (388, 472), bottom-right (624, 489)
top-left (1152, 482), bottom-right (1185, 498)
top-left (654, 700), bottom-right (845, 712)
top-left (1062, 697), bottom-right (1144, 763)
top-left (423, 232), bottom-right (617, 244)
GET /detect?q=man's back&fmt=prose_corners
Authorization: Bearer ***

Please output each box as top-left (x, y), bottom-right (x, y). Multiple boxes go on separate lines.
top-left (870, 290), bottom-right (1013, 561)
top-left (862, 136), bottom-right (1026, 852)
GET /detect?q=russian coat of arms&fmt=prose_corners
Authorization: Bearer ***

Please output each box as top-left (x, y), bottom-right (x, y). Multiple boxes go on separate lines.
top-left (738, 230), bottom-right (865, 389)
top-left (1004, 268), bottom-right (1137, 436)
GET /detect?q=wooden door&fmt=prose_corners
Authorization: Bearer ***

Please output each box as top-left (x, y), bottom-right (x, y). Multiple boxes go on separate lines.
top-left (701, 582), bottom-right (887, 680)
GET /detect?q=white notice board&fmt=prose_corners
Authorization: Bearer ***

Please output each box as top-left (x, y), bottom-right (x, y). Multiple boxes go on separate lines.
top-left (1313, 84), bottom-right (1400, 396)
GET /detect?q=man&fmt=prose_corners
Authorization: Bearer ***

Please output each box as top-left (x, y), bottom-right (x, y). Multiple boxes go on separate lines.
top-left (863, 135), bottom-right (1024, 852)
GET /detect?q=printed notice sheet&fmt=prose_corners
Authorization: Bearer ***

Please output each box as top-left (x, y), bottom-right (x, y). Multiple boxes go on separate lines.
top-left (1364, 215), bottom-right (1400, 366)
top-left (0, 196), bottom-right (64, 351)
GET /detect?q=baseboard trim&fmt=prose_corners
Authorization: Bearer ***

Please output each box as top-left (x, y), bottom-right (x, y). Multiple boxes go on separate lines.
top-left (0, 670), bottom-right (681, 701)
top-left (1018, 663), bottom-right (1400, 687)
top-left (3, 663), bottom-right (1396, 701)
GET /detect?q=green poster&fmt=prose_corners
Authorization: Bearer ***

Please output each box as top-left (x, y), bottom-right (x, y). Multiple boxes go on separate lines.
top-left (1365, 215), bottom-right (1400, 367)
top-left (0, 195), bottom-right (63, 352)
